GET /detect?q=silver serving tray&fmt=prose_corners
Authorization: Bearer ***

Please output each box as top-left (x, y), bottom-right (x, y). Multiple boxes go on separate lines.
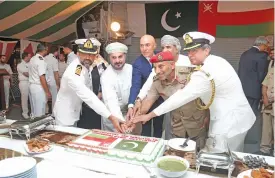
top-left (197, 152), bottom-right (233, 168)
top-left (10, 115), bottom-right (54, 130)
top-left (9, 115), bottom-right (55, 140)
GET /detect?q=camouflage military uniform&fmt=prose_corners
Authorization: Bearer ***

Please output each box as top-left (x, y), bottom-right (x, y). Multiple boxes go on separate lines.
top-left (260, 62), bottom-right (274, 154)
top-left (147, 70), bottom-right (208, 149)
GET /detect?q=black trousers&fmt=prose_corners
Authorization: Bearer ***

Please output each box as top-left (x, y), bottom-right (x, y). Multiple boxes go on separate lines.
top-left (247, 97), bottom-right (261, 116)
top-left (77, 103), bottom-right (101, 129)
top-left (141, 114), bottom-right (164, 138)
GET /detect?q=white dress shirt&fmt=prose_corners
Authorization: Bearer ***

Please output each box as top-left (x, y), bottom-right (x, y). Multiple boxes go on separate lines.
top-left (101, 64), bottom-right (132, 121)
top-left (54, 58), bottom-right (112, 126)
top-left (58, 61), bottom-right (67, 78)
top-left (66, 51), bottom-right (78, 65)
top-left (137, 54), bottom-right (189, 100)
top-left (44, 53), bottom-right (59, 86)
top-left (153, 54), bottom-right (256, 138)
top-left (17, 60), bottom-right (29, 81)
top-left (28, 54), bottom-right (48, 85)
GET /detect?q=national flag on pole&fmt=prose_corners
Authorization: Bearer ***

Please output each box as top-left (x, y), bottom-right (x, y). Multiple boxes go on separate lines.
top-left (0, 40), bottom-right (18, 61)
top-left (20, 39), bottom-right (39, 57)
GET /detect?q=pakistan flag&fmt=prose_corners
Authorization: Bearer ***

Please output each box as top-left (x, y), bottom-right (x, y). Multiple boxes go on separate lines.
top-left (145, 1), bottom-right (199, 38)
top-left (114, 140), bottom-right (148, 153)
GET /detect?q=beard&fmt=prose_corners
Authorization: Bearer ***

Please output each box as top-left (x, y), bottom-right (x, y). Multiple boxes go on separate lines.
top-left (80, 59), bottom-right (93, 69)
top-left (111, 62), bottom-right (125, 70)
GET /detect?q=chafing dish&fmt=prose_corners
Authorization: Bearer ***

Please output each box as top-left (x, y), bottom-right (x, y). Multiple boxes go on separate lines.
top-left (195, 136), bottom-right (235, 178)
top-left (9, 115), bottom-right (55, 140)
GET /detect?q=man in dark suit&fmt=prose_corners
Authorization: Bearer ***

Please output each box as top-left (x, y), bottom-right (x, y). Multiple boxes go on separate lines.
top-left (127, 35), bottom-right (164, 138)
top-left (238, 36), bottom-right (269, 114)
top-left (238, 36), bottom-right (269, 153)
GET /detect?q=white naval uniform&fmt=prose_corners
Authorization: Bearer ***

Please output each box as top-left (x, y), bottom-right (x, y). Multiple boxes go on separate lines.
top-left (100, 64), bottom-right (132, 131)
top-left (153, 55), bottom-right (256, 151)
top-left (28, 54), bottom-right (48, 117)
top-left (66, 51), bottom-right (78, 66)
top-left (58, 61), bottom-right (67, 79)
top-left (137, 54), bottom-right (189, 139)
top-left (17, 60), bottom-right (30, 117)
top-left (53, 58), bottom-right (112, 126)
top-left (44, 53), bottom-right (59, 111)
top-left (0, 63), bottom-right (13, 109)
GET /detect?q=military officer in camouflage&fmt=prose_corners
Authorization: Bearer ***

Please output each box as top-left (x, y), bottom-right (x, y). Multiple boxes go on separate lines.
top-left (137, 51), bottom-right (209, 149)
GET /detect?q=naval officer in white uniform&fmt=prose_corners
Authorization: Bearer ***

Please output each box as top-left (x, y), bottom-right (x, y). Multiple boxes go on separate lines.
top-left (17, 52), bottom-right (32, 118)
top-left (44, 46), bottom-right (60, 112)
top-left (132, 32), bottom-right (256, 152)
top-left (28, 44), bottom-right (51, 117)
top-left (100, 42), bottom-right (133, 132)
top-left (53, 39), bottom-right (123, 132)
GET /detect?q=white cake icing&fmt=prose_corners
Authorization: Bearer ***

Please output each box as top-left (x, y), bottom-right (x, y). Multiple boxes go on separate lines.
top-left (67, 129), bottom-right (165, 165)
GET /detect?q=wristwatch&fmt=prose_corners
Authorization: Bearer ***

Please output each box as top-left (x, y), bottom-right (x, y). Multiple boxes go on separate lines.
top-left (128, 104), bottom-right (134, 109)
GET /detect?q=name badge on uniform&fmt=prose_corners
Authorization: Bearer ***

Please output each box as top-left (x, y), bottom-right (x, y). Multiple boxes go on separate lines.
top-left (75, 65), bottom-right (82, 76)
top-left (39, 56), bottom-right (43, 60)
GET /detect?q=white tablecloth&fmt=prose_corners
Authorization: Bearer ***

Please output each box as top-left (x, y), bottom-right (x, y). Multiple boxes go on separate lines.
top-left (0, 124), bottom-right (274, 178)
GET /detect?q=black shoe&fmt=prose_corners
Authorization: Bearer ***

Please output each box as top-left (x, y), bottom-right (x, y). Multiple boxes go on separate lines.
top-left (253, 151), bottom-right (270, 156)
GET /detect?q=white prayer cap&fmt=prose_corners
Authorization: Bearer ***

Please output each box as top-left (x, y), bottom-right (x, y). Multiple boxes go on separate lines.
top-left (183, 31), bottom-right (215, 51)
top-left (90, 38), bottom-right (101, 47)
top-left (161, 35), bottom-right (181, 51)
top-left (105, 42), bottom-right (128, 54)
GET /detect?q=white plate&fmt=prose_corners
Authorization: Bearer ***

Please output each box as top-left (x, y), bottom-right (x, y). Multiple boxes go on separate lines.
top-left (237, 169), bottom-right (274, 178)
top-left (0, 157), bottom-right (36, 177)
top-left (167, 138), bottom-right (196, 152)
top-left (24, 142), bottom-right (53, 155)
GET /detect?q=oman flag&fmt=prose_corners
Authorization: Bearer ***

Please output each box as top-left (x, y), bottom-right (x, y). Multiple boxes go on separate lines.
top-left (199, 1), bottom-right (274, 38)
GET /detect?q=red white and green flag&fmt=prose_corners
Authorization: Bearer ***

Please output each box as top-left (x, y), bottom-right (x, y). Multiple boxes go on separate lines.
top-left (135, 1), bottom-right (274, 38)
top-left (198, 1), bottom-right (274, 38)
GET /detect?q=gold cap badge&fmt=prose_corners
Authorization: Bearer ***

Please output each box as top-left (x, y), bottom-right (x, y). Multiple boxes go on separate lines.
top-left (83, 39), bottom-right (93, 49)
top-left (157, 54), bottom-right (163, 61)
top-left (184, 34), bottom-right (193, 45)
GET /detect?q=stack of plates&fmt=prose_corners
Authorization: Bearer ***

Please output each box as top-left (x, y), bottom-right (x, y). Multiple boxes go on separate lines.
top-left (0, 157), bottom-right (37, 178)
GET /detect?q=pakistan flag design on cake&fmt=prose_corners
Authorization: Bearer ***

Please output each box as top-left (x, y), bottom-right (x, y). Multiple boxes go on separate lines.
top-left (67, 129), bottom-right (165, 165)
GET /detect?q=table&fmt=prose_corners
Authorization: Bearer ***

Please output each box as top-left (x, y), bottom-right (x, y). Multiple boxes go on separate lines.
top-left (0, 125), bottom-right (274, 178)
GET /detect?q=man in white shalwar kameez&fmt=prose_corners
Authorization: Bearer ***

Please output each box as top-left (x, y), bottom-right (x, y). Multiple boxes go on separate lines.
top-left (101, 42), bottom-right (134, 132)
top-left (132, 32), bottom-right (256, 152)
